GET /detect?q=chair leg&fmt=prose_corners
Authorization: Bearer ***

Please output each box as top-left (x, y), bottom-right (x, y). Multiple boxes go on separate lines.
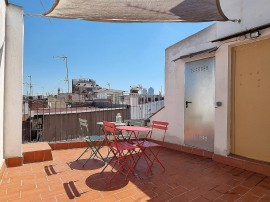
top-left (148, 147), bottom-right (165, 171)
top-left (81, 141), bottom-right (106, 167)
top-left (81, 145), bottom-right (99, 167)
top-left (96, 148), bottom-right (106, 162)
top-left (100, 150), bottom-right (118, 173)
top-left (76, 147), bottom-right (90, 161)
top-left (92, 143), bottom-right (106, 162)
top-left (101, 155), bottom-right (116, 173)
top-left (82, 151), bottom-right (96, 167)
top-left (124, 158), bottom-right (135, 180)
top-left (133, 153), bottom-right (142, 168)
top-left (126, 150), bottom-right (138, 177)
top-left (109, 158), bottom-right (126, 182)
top-left (104, 147), bottom-right (111, 160)
top-left (139, 148), bottom-right (153, 174)
top-left (109, 153), bottom-right (135, 182)
top-left (135, 148), bottom-right (159, 174)
top-left (130, 149), bottom-right (141, 169)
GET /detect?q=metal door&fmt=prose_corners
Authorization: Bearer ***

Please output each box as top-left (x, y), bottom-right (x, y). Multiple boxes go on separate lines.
top-left (184, 57), bottom-right (215, 151)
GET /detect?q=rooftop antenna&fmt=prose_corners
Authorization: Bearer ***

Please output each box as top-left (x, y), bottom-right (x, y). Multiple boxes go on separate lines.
top-left (53, 55), bottom-right (70, 93)
top-left (24, 75), bottom-right (33, 96)
top-left (106, 82), bottom-right (111, 89)
top-left (138, 84), bottom-right (143, 94)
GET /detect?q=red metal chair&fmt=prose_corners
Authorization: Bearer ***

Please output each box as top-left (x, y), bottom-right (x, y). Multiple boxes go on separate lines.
top-left (134, 121), bottom-right (169, 173)
top-left (101, 121), bottom-right (138, 182)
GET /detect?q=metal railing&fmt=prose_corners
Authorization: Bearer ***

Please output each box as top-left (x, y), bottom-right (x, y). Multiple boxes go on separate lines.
top-left (22, 94), bottom-right (164, 143)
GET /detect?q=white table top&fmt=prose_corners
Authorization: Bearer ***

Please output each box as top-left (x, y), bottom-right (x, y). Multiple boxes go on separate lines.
top-left (96, 121), bottom-right (126, 126)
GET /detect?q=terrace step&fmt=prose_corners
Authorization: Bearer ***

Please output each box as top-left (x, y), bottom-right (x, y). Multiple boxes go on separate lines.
top-left (23, 142), bottom-right (53, 164)
top-left (48, 141), bottom-right (88, 150)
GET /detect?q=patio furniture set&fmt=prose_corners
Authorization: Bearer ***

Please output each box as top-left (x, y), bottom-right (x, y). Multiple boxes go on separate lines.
top-left (76, 118), bottom-right (169, 182)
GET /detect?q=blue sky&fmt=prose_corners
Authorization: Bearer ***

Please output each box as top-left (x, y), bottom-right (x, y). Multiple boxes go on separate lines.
top-left (10, 0), bottom-right (212, 95)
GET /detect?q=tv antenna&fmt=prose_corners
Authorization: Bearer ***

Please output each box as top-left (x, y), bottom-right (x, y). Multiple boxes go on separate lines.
top-left (53, 55), bottom-right (70, 93)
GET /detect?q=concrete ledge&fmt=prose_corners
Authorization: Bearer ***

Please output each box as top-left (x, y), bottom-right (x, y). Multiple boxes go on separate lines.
top-left (49, 141), bottom-right (88, 150)
top-left (5, 157), bottom-right (23, 167)
top-left (151, 139), bottom-right (214, 159)
top-left (23, 142), bottom-right (53, 164)
top-left (151, 139), bottom-right (270, 176)
top-left (213, 154), bottom-right (270, 176)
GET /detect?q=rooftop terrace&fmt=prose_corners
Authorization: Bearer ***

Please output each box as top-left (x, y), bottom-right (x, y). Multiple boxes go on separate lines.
top-left (1, 147), bottom-right (270, 202)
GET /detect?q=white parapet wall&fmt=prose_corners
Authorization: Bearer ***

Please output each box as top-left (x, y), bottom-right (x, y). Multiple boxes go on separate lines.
top-left (149, 108), bottom-right (170, 142)
top-left (131, 100), bottom-right (164, 120)
top-left (0, 0), bottom-right (7, 168)
top-left (3, 4), bottom-right (24, 159)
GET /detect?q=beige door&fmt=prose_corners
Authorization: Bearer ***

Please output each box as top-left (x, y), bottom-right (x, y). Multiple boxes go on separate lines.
top-left (231, 38), bottom-right (270, 162)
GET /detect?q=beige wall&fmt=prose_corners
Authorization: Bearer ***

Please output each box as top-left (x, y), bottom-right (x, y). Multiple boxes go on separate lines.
top-left (0, 0), bottom-right (7, 168)
top-left (164, 0), bottom-right (270, 156)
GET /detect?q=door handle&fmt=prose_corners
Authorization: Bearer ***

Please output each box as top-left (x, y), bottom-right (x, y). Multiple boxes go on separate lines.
top-left (185, 101), bottom-right (192, 108)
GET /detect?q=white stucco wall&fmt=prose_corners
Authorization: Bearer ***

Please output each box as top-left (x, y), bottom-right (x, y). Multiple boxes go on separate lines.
top-left (218, 0), bottom-right (270, 40)
top-left (0, 0), bottom-right (7, 168)
top-left (149, 108), bottom-right (169, 142)
top-left (164, 25), bottom-right (217, 145)
top-left (163, 0), bottom-right (270, 156)
top-left (3, 4), bottom-right (24, 159)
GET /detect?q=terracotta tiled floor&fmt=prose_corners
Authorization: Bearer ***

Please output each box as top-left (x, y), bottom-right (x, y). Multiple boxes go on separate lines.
top-left (1, 147), bottom-right (270, 202)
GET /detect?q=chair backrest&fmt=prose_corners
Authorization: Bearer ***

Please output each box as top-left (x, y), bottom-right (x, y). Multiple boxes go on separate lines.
top-left (79, 118), bottom-right (88, 136)
top-left (103, 121), bottom-right (117, 144)
top-left (150, 121), bottom-right (169, 143)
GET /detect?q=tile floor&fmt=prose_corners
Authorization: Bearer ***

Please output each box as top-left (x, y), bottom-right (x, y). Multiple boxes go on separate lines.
top-left (1, 147), bottom-right (270, 202)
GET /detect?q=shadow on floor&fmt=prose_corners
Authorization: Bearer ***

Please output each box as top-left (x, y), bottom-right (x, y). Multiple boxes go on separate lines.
top-left (67, 159), bottom-right (105, 170)
top-left (44, 164), bottom-right (59, 176)
top-left (85, 172), bottom-right (129, 191)
top-left (63, 181), bottom-right (82, 199)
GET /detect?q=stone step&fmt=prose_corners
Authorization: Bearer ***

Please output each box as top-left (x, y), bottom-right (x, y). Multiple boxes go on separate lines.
top-left (23, 142), bottom-right (53, 164)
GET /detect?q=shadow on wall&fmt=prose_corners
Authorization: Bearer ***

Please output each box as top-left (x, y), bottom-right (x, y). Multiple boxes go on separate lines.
top-left (0, 43), bottom-right (3, 65)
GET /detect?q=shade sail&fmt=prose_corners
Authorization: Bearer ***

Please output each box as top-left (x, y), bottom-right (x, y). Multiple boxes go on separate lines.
top-left (44, 0), bottom-right (228, 22)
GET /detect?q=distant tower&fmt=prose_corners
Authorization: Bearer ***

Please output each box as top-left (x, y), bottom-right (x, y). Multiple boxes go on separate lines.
top-left (148, 87), bottom-right (154, 95)
top-left (142, 88), bottom-right (147, 94)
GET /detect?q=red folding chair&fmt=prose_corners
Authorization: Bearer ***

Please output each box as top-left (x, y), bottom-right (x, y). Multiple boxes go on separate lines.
top-left (134, 121), bottom-right (169, 173)
top-left (101, 121), bottom-right (138, 182)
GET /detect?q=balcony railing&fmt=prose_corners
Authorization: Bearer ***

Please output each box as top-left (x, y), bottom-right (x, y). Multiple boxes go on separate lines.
top-left (22, 94), bottom-right (164, 143)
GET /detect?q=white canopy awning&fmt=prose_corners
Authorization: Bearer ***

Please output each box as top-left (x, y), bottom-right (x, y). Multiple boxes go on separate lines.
top-left (44, 0), bottom-right (228, 22)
